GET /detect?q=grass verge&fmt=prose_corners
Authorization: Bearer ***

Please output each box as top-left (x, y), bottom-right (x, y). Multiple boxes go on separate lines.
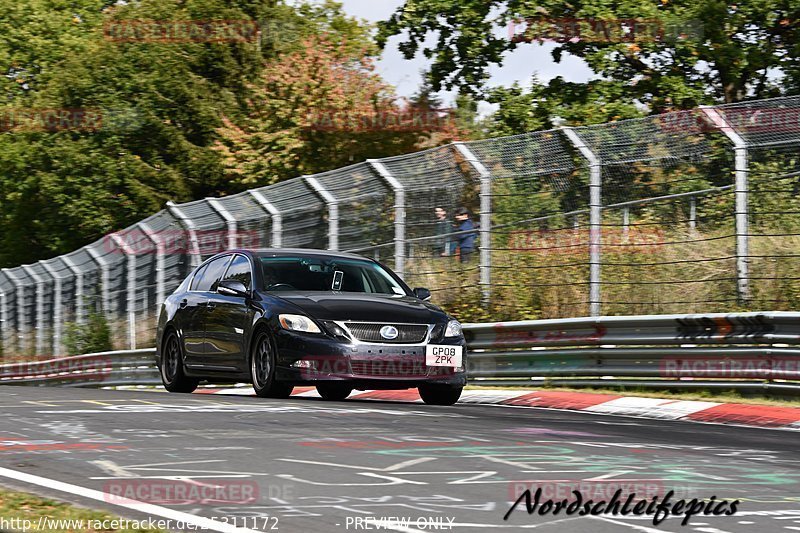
top-left (0, 487), bottom-right (166, 532)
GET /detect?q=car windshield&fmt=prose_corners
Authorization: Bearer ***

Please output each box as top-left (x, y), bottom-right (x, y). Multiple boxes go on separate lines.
top-left (259, 256), bottom-right (408, 295)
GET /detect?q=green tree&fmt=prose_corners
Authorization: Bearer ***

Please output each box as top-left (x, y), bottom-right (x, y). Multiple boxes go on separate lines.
top-left (485, 77), bottom-right (645, 135)
top-left (214, 36), bottom-right (455, 186)
top-left (378, 0), bottom-right (800, 111)
top-left (0, 0), bottom-right (378, 266)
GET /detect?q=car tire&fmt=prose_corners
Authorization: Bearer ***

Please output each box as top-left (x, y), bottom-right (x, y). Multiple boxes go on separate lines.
top-left (251, 330), bottom-right (294, 399)
top-left (160, 331), bottom-right (199, 393)
top-left (316, 384), bottom-right (353, 401)
top-left (418, 384), bottom-right (462, 406)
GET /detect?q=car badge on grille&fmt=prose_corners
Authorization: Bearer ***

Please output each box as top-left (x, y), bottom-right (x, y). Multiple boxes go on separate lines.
top-left (379, 325), bottom-right (399, 340)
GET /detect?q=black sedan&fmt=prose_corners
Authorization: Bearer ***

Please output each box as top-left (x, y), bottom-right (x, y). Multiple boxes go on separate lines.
top-left (155, 249), bottom-right (466, 405)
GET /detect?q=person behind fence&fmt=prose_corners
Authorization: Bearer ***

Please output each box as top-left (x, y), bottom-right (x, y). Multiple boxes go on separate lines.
top-left (451, 207), bottom-right (477, 262)
top-left (434, 206), bottom-right (451, 256)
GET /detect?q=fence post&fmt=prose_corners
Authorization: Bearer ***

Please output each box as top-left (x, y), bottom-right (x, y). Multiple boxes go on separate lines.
top-left (85, 247), bottom-right (110, 320)
top-left (206, 198), bottom-right (238, 250)
top-left (0, 280), bottom-right (7, 357)
top-left (249, 190), bottom-right (282, 247)
top-left (167, 201), bottom-right (202, 268)
top-left (110, 234), bottom-right (137, 350)
top-left (304, 176), bottom-right (339, 251)
top-left (689, 196), bottom-right (697, 231)
top-left (21, 265), bottom-right (46, 356)
top-left (39, 261), bottom-right (63, 355)
top-left (700, 106), bottom-right (751, 302)
top-left (368, 159), bottom-right (405, 278)
top-left (61, 256), bottom-right (84, 326)
top-left (2, 270), bottom-right (23, 353)
top-left (139, 222), bottom-right (165, 318)
top-left (453, 142), bottom-right (492, 307)
top-left (562, 127), bottom-right (603, 317)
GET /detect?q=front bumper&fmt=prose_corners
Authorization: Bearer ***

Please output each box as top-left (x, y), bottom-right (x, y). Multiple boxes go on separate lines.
top-left (274, 329), bottom-right (467, 389)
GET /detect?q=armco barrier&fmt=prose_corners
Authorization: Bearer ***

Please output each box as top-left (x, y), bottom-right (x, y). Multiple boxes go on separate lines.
top-left (2, 312), bottom-right (799, 393)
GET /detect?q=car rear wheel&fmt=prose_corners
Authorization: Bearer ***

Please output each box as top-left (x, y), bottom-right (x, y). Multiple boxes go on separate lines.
top-left (418, 384), bottom-right (462, 406)
top-left (161, 331), bottom-right (199, 393)
top-left (251, 331), bottom-right (293, 399)
top-left (316, 384), bottom-right (353, 401)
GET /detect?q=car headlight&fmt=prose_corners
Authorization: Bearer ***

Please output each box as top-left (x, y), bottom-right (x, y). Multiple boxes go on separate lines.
top-left (444, 319), bottom-right (462, 337)
top-left (279, 314), bottom-right (321, 334)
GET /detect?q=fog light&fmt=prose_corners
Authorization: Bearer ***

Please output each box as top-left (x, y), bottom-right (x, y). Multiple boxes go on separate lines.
top-left (293, 360), bottom-right (314, 369)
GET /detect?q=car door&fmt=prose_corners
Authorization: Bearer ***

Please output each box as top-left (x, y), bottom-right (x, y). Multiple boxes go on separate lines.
top-left (180, 262), bottom-right (211, 365)
top-left (204, 254), bottom-right (253, 372)
top-left (183, 255), bottom-right (232, 369)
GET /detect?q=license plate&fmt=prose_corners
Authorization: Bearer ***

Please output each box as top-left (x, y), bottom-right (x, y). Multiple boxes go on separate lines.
top-left (425, 345), bottom-right (463, 367)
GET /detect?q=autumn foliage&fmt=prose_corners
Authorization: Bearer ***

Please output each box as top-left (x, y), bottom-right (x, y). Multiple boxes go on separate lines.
top-left (214, 36), bottom-right (464, 187)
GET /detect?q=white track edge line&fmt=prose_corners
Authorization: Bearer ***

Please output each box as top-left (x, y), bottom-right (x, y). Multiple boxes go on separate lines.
top-left (0, 466), bottom-right (260, 533)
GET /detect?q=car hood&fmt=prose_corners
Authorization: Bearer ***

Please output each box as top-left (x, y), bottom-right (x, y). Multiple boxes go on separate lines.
top-left (269, 292), bottom-right (448, 323)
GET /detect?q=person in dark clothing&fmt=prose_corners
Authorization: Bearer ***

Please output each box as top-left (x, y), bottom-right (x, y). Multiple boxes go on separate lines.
top-left (452, 207), bottom-right (477, 262)
top-left (434, 206), bottom-right (451, 256)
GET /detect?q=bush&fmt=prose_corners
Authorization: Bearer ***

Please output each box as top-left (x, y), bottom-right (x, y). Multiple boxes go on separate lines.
top-left (63, 311), bottom-right (112, 356)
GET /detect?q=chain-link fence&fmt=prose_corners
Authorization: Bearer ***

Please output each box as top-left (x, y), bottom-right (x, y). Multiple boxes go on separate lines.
top-left (2, 95), bottom-right (800, 357)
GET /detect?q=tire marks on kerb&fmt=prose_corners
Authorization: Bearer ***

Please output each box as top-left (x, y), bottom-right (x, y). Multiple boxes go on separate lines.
top-left (0, 466), bottom-right (260, 533)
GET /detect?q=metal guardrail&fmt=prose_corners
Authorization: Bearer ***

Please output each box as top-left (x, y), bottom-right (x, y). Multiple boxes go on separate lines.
top-left (464, 311), bottom-right (800, 394)
top-left (2, 312), bottom-right (799, 394)
top-left (0, 348), bottom-right (160, 388)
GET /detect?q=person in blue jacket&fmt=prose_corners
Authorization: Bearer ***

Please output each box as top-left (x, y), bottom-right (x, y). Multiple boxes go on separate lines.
top-left (451, 207), bottom-right (477, 262)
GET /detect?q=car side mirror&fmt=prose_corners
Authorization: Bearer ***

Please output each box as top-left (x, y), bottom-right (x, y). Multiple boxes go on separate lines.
top-left (413, 287), bottom-right (431, 301)
top-left (218, 280), bottom-right (249, 298)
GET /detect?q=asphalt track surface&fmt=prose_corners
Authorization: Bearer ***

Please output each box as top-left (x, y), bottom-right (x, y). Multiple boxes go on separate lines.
top-left (0, 385), bottom-right (798, 533)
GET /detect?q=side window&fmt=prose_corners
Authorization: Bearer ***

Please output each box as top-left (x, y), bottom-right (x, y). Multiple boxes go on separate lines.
top-left (222, 255), bottom-right (252, 290)
top-left (189, 263), bottom-right (209, 291)
top-left (194, 256), bottom-right (231, 292)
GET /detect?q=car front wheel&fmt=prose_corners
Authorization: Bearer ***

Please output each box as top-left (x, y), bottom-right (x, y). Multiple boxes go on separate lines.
top-left (160, 331), bottom-right (199, 393)
top-left (418, 384), bottom-right (462, 406)
top-left (251, 331), bottom-right (293, 399)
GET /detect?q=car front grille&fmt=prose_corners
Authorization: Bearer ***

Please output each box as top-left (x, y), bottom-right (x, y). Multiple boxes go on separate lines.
top-left (345, 322), bottom-right (429, 344)
top-left (350, 358), bottom-right (427, 377)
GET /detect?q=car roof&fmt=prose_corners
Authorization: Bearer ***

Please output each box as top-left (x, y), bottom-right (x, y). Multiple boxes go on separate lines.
top-left (228, 248), bottom-right (373, 261)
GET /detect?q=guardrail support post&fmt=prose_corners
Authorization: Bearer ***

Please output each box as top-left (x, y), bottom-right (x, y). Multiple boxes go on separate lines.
top-left (453, 142), bottom-right (492, 306)
top-left (167, 202), bottom-right (202, 268)
top-left (206, 198), bottom-right (239, 250)
top-left (368, 160), bottom-right (405, 278)
top-left (85, 247), bottom-right (110, 321)
top-left (2, 270), bottom-right (23, 353)
top-left (249, 190), bottom-right (282, 248)
top-left (39, 261), bottom-right (64, 356)
top-left (0, 289), bottom-right (7, 357)
top-left (304, 176), bottom-right (339, 251)
top-left (562, 127), bottom-right (603, 317)
top-left (111, 234), bottom-right (137, 350)
top-left (622, 207), bottom-right (630, 241)
top-left (61, 257), bottom-right (84, 326)
top-left (700, 106), bottom-right (751, 302)
top-left (21, 265), bottom-right (46, 356)
top-left (139, 222), bottom-right (165, 318)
